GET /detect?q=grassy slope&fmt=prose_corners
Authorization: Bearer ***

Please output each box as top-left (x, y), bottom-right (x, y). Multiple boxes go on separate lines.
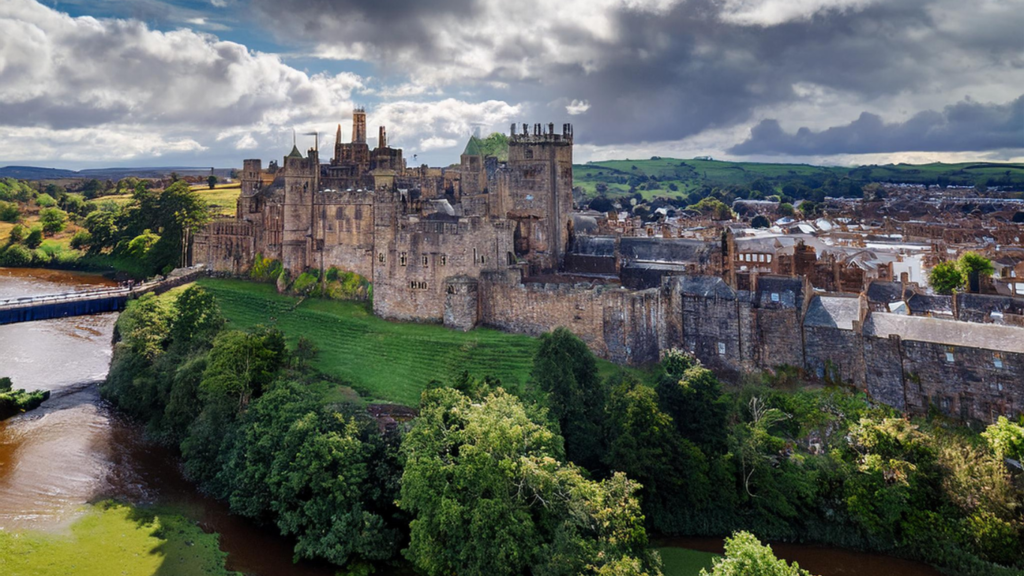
top-left (0, 503), bottom-right (236, 576)
top-left (573, 158), bottom-right (1024, 199)
top-left (193, 278), bottom-right (634, 407)
top-left (658, 547), bottom-right (719, 576)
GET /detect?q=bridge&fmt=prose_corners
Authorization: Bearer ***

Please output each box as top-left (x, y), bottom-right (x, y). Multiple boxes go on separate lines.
top-left (0, 266), bottom-right (207, 325)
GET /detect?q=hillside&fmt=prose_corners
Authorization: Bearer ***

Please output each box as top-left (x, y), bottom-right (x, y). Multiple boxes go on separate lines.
top-left (0, 166), bottom-right (235, 181)
top-left (573, 158), bottom-right (1024, 199)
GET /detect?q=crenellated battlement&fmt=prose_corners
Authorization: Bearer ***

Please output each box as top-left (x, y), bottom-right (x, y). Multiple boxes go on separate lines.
top-left (509, 122), bottom-right (573, 144)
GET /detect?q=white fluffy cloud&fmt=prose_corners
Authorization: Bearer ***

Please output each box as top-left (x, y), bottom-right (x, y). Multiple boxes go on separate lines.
top-left (717, 0), bottom-right (880, 26)
top-left (0, 0), bottom-right (523, 167)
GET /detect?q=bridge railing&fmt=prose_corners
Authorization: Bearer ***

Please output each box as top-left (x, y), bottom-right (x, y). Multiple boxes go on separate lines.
top-left (0, 266), bottom-right (205, 310)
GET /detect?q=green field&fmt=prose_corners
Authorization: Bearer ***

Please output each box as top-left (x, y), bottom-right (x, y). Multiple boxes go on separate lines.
top-left (573, 158), bottom-right (1024, 200)
top-left (0, 503), bottom-right (236, 576)
top-left (658, 547), bottom-right (719, 576)
top-left (191, 278), bottom-right (628, 406)
top-left (98, 183), bottom-right (241, 217)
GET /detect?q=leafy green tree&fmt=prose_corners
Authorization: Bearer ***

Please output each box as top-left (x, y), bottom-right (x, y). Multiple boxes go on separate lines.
top-left (0, 201), bottom-right (20, 222)
top-left (34, 193), bottom-right (57, 208)
top-left (269, 409), bottom-right (401, 566)
top-left (200, 328), bottom-right (287, 410)
top-left (957, 252), bottom-right (994, 291)
top-left (751, 215), bottom-right (771, 228)
top-left (700, 531), bottom-right (811, 576)
top-left (83, 210), bottom-right (118, 251)
top-left (399, 387), bottom-right (660, 576)
top-left (24, 227), bottom-right (43, 248)
top-left (982, 416), bottom-right (1024, 463)
top-left (1, 244), bottom-right (32, 266)
top-left (777, 203), bottom-right (795, 217)
top-left (39, 207), bottom-right (67, 235)
top-left (531, 327), bottom-right (606, 470)
top-left (603, 374), bottom-right (710, 532)
top-left (929, 261), bottom-right (964, 294)
top-left (207, 175), bottom-right (218, 189)
top-left (169, 286), bottom-right (224, 353)
top-left (657, 352), bottom-right (729, 454)
top-left (81, 179), bottom-right (104, 199)
top-left (688, 197), bottom-right (733, 220)
top-left (70, 230), bottom-right (92, 249)
top-left (7, 223), bottom-right (26, 243)
top-left (126, 229), bottom-right (160, 260)
top-left (0, 376), bottom-right (11, 392)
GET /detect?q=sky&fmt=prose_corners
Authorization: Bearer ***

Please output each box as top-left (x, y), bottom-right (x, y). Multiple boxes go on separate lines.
top-left (0, 0), bottom-right (1021, 170)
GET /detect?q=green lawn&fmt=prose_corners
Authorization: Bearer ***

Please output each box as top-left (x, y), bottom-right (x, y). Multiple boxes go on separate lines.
top-left (0, 502), bottom-right (236, 576)
top-left (193, 278), bottom-right (632, 406)
top-left (659, 547), bottom-right (719, 576)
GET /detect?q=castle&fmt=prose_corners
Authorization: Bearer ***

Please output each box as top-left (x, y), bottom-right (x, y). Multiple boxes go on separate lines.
top-left (194, 110), bottom-right (1023, 423)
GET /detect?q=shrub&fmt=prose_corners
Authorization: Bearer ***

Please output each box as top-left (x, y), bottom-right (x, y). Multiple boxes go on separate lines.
top-left (1, 244), bottom-right (33, 266)
top-left (39, 207), bottom-right (68, 235)
top-left (0, 201), bottom-right (20, 222)
top-left (8, 224), bottom-right (27, 244)
top-left (70, 230), bottom-right (92, 249)
top-left (35, 193), bottom-right (57, 208)
top-left (24, 227), bottom-right (43, 248)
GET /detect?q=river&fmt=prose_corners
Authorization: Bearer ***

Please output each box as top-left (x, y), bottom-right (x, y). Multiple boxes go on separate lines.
top-left (0, 267), bottom-right (336, 576)
top-left (0, 267), bottom-right (942, 576)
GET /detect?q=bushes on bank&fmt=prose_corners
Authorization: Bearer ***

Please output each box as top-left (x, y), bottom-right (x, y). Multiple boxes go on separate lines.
top-left (0, 377), bottom-right (50, 421)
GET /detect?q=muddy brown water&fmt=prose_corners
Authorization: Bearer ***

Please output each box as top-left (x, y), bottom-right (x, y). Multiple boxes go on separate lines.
top-left (0, 268), bottom-right (942, 576)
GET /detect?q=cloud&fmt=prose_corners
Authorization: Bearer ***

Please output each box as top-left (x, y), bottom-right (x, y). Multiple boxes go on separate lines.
top-left (728, 95), bottom-right (1024, 156)
top-left (0, 0), bottom-right (521, 167)
top-left (717, 0), bottom-right (881, 26)
top-left (419, 137), bottom-right (459, 151)
top-left (252, 0), bottom-right (1024, 157)
top-left (566, 100), bottom-right (591, 115)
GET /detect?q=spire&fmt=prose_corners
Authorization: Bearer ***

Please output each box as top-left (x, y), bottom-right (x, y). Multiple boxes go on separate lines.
top-left (336, 124), bottom-right (341, 145)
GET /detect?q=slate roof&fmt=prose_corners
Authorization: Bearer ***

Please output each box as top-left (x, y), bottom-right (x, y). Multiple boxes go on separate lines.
top-left (619, 237), bottom-right (712, 264)
top-left (864, 313), bottom-right (1024, 354)
top-left (572, 236), bottom-right (617, 257)
top-left (804, 296), bottom-right (861, 330)
top-left (677, 275), bottom-right (737, 299)
top-left (287, 144), bottom-right (303, 159)
top-left (907, 293), bottom-right (953, 315)
top-left (866, 281), bottom-right (905, 304)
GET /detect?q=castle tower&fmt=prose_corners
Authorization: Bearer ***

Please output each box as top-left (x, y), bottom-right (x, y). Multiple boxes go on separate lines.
top-left (333, 124), bottom-right (342, 163)
top-left (352, 108), bottom-right (367, 144)
top-left (378, 126), bottom-right (387, 149)
top-left (506, 122), bottom-right (574, 274)
top-left (281, 144), bottom-right (319, 274)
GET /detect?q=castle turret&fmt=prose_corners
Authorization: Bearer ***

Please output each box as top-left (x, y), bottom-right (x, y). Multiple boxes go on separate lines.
top-left (281, 146), bottom-right (319, 274)
top-left (352, 108), bottom-right (367, 144)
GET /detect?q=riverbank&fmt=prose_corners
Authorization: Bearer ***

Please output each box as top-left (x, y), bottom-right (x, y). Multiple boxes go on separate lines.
top-left (0, 502), bottom-right (237, 576)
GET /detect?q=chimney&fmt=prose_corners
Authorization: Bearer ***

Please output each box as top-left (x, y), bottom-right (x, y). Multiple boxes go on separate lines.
top-left (378, 126), bottom-right (387, 149)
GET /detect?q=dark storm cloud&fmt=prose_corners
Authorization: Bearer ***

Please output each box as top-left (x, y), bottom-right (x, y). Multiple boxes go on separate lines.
top-left (728, 95), bottom-right (1024, 155)
top-left (249, 0), bottom-right (1024, 154)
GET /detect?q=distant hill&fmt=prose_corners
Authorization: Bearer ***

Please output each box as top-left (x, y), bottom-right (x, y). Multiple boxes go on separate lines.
top-left (0, 165), bottom-right (234, 181)
top-left (573, 158), bottom-right (1024, 199)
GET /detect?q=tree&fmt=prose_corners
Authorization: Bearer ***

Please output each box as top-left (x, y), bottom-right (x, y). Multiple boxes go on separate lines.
top-left (603, 374), bottom-right (710, 531)
top-left (531, 327), bottom-right (606, 470)
top-left (8, 224), bottom-right (26, 243)
top-left (982, 416), bottom-right (1024, 463)
top-left (83, 210), bottom-right (118, 252)
top-left (590, 195), bottom-right (616, 213)
top-left (751, 215), bottom-right (771, 229)
top-left (399, 387), bottom-right (660, 576)
top-left (656, 355), bottom-right (729, 455)
top-left (207, 175), bottom-right (218, 189)
top-left (958, 252), bottom-right (994, 291)
top-left (39, 207), bottom-right (67, 235)
top-left (929, 261), bottom-right (964, 294)
top-left (126, 229), bottom-right (160, 260)
top-left (24, 227), bottom-right (43, 249)
top-left (70, 231), bottom-right (92, 249)
top-left (1, 244), bottom-right (32, 266)
top-left (0, 201), bottom-right (20, 222)
top-left (200, 328), bottom-right (287, 409)
top-left (700, 532), bottom-right (811, 576)
top-left (169, 286), bottom-right (224, 352)
top-left (778, 203), bottom-right (795, 217)
top-left (688, 197), bottom-right (733, 220)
